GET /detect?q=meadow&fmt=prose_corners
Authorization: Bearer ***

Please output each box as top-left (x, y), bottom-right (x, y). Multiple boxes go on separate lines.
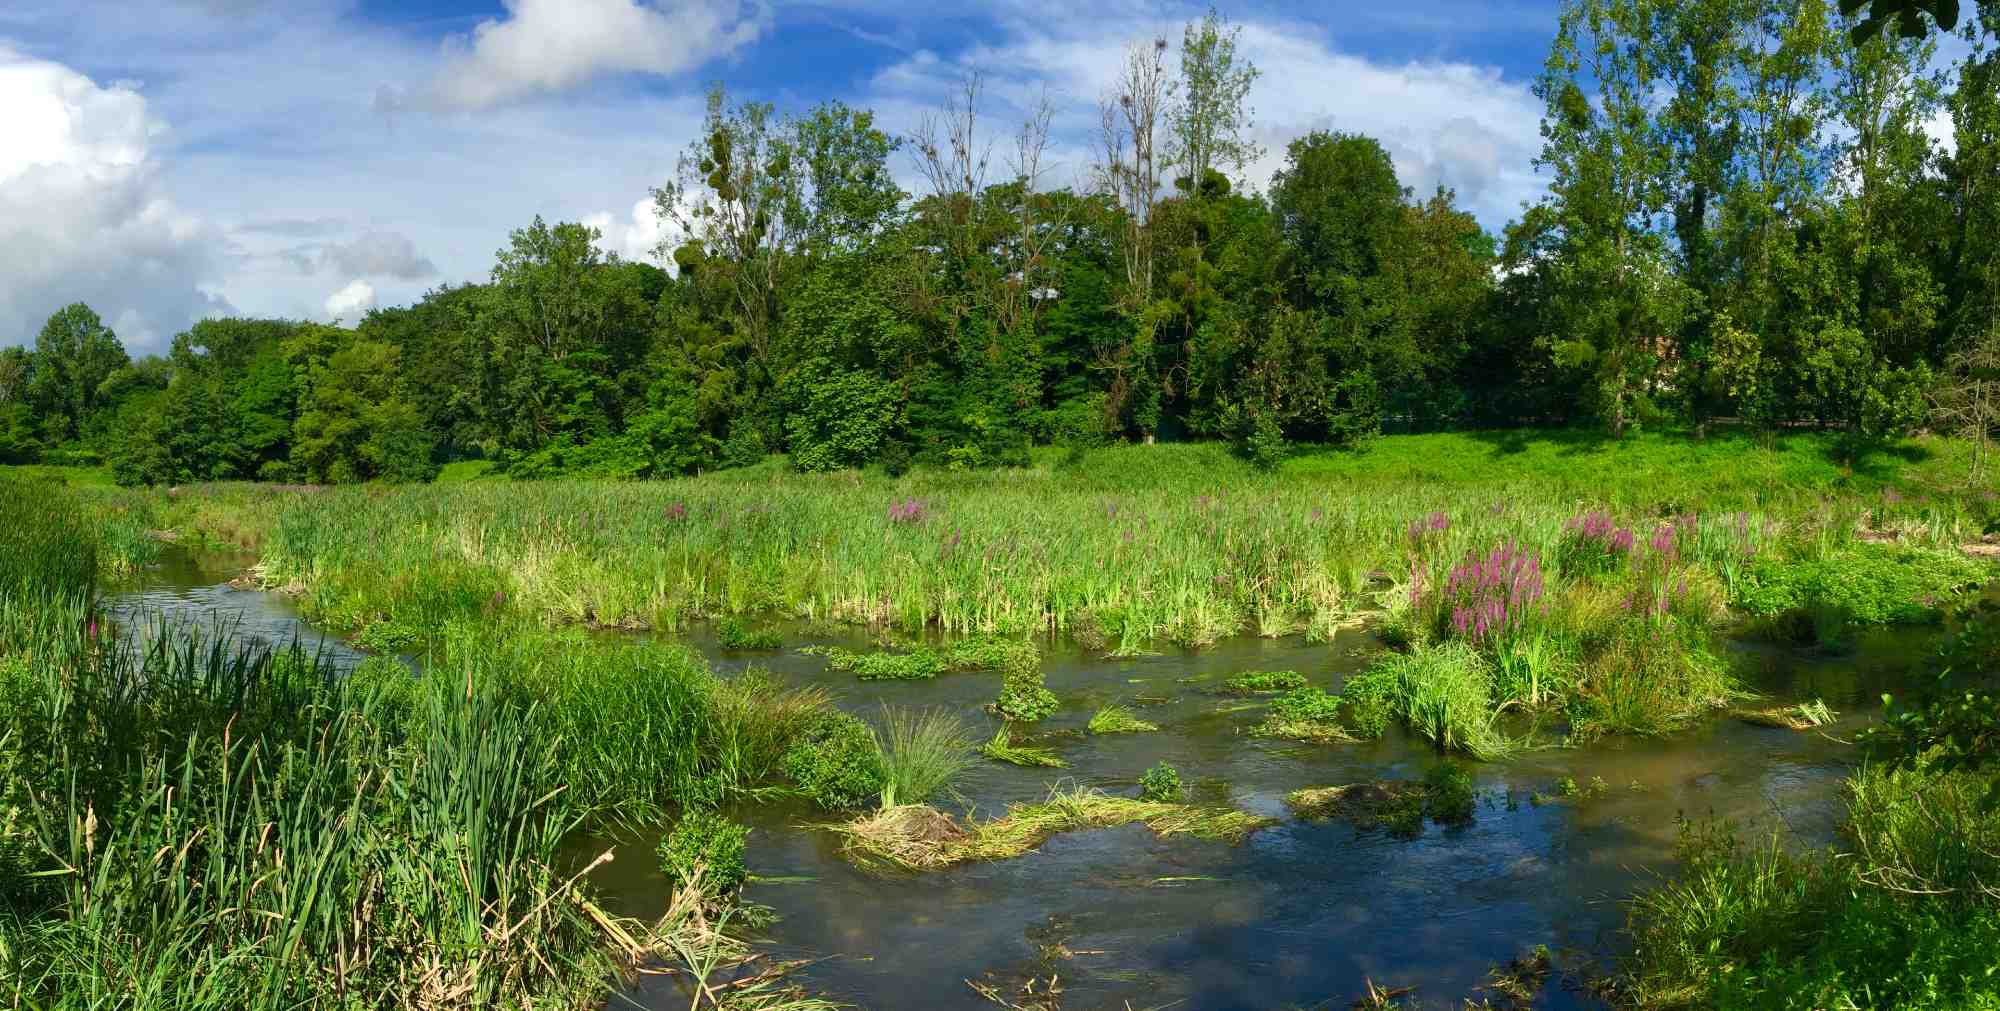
top-left (4, 429), bottom-right (2000, 1008)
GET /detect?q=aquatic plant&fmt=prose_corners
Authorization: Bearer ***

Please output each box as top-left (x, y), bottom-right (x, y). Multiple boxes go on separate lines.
top-left (658, 810), bottom-right (751, 895)
top-left (717, 617), bottom-right (783, 650)
top-left (1621, 765), bottom-right (2000, 1009)
top-left (1249, 685), bottom-right (1358, 743)
top-left (980, 723), bottom-right (1067, 768)
top-left (994, 661), bottom-right (1059, 722)
top-left (1217, 669), bottom-right (1308, 694)
top-left (875, 706), bottom-right (975, 809)
top-left (1087, 703), bottom-right (1159, 734)
top-left (1286, 764), bottom-right (1474, 837)
top-left (1433, 541), bottom-right (1546, 645)
top-left (781, 711), bottom-right (886, 811)
top-left (1139, 762), bottom-right (1183, 803)
top-left (1731, 699), bottom-right (1839, 731)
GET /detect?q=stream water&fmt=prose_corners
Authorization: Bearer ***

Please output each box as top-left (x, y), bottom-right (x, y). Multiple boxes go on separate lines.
top-left (107, 547), bottom-right (1937, 1011)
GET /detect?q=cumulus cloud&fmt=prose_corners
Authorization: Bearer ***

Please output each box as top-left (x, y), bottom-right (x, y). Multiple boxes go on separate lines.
top-left (584, 197), bottom-right (672, 264)
top-left (323, 279), bottom-right (376, 321)
top-left (0, 46), bottom-right (229, 353)
top-left (432, 0), bottom-right (768, 109)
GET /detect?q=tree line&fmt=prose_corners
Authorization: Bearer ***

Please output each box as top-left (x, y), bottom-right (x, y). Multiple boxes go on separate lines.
top-left (3, 0), bottom-right (1998, 485)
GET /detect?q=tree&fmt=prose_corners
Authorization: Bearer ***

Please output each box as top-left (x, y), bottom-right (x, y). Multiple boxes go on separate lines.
top-left (1842, 0), bottom-right (1964, 41)
top-left (1169, 7), bottom-right (1263, 193)
top-left (291, 337), bottom-right (436, 484)
top-left (1932, 319), bottom-right (2000, 482)
top-left (29, 303), bottom-right (128, 444)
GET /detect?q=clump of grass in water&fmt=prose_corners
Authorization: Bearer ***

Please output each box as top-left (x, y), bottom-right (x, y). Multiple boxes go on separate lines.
top-left (980, 723), bottom-right (1067, 768)
top-left (1731, 698), bottom-right (1838, 731)
top-left (1250, 685), bottom-right (1360, 743)
top-left (807, 635), bottom-right (1036, 682)
top-left (1285, 763), bottom-right (1476, 838)
top-left (874, 706), bottom-right (975, 809)
top-left (831, 784), bottom-right (1274, 872)
top-left (1217, 669), bottom-right (1308, 694)
top-left (717, 616), bottom-right (783, 650)
top-left (1087, 703), bottom-right (1158, 734)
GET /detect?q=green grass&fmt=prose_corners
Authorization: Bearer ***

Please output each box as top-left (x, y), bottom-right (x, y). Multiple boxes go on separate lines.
top-left (78, 432), bottom-right (1999, 653)
top-left (1218, 670), bottom-right (1308, 694)
top-left (1087, 703), bottom-right (1160, 734)
top-left (874, 706), bottom-right (975, 809)
top-left (980, 723), bottom-right (1067, 767)
top-left (1621, 765), bottom-right (2000, 1010)
top-left (0, 487), bottom-right (843, 1009)
top-left (0, 464), bottom-right (117, 487)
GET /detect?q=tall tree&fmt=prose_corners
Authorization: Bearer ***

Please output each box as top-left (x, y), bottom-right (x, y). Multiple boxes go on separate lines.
top-left (28, 303), bottom-right (128, 444)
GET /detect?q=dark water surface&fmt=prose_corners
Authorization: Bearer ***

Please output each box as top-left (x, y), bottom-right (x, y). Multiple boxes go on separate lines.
top-left (110, 548), bottom-right (1936, 1011)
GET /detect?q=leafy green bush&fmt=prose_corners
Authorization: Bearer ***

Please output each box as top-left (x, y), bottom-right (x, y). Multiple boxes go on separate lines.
top-left (656, 810), bottom-right (750, 895)
top-left (780, 712), bottom-right (884, 811)
top-left (995, 670), bottom-right (1059, 722)
top-left (354, 619), bottom-right (422, 653)
top-left (1139, 762), bottom-right (1183, 803)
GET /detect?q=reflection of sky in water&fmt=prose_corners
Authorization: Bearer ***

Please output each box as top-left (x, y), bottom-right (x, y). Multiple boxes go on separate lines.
top-left (111, 548), bottom-right (1924, 1011)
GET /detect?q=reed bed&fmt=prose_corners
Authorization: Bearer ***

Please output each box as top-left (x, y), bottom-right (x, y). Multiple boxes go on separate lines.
top-left (69, 434), bottom-right (1999, 655)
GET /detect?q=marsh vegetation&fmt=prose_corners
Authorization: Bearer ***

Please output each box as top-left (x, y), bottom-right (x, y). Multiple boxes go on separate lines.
top-left (3, 427), bottom-right (1999, 1008)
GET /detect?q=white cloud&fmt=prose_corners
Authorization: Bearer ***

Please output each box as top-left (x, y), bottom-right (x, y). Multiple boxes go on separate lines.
top-left (323, 279), bottom-right (376, 322)
top-left (584, 196), bottom-right (672, 264)
top-left (432, 0), bottom-right (768, 110)
top-left (862, 12), bottom-right (1548, 229)
top-left (0, 46), bottom-right (229, 353)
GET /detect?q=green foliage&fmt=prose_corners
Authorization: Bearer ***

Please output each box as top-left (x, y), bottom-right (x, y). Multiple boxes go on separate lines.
top-left (1087, 703), bottom-right (1159, 735)
top-left (980, 723), bottom-right (1067, 768)
top-left (781, 712), bottom-right (885, 811)
top-left (1736, 545), bottom-right (1986, 627)
top-left (994, 664), bottom-right (1059, 723)
top-left (1218, 670), bottom-right (1307, 694)
top-left (1623, 765), bottom-right (2000, 1009)
top-left (874, 706), bottom-right (974, 809)
top-left (717, 617), bottom-right (782, 650)
top-left (657, 810), bottom-right (750, 895)
top-left (1139, 762), bottom-right (1184, 803)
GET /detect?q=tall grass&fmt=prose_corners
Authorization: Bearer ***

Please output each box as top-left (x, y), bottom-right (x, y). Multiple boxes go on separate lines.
top-left (80, 432), bottom-right (1997, 651)
top-left (1621, 764), bottom-right (2000, 1009)
top-left (874, 706), bottom-right (975, 809)
top-left (0, 486), bottom-right (842, 1009)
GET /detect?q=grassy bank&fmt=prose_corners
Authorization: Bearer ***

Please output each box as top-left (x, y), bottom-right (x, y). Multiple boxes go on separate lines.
top-left (0, 483), bottom-right (849, 1009)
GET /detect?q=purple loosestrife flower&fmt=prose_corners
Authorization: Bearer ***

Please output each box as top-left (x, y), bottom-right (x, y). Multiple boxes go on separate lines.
top-left (888, 498), bottom-right (929, 524)
top-left (664, 502), bottom-right (687, 522)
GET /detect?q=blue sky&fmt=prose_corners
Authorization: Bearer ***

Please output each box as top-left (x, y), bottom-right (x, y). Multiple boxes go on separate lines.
top-left (0, 1), bottom-right (1568, 354)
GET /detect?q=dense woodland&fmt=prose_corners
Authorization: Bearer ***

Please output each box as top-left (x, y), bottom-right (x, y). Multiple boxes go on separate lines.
top-left (5, 0), bottom-right (2000, 486)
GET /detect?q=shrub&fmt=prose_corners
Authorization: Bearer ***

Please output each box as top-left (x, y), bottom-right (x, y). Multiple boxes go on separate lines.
top-left (781, 712), bottom-right (885, 811)
top-left (1139, 762), bottom-right (1183, 803)
top-left (656, 810), bottom-right (750, 895)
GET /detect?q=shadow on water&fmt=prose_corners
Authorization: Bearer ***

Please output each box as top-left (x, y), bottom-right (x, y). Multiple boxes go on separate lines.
top-left (109, 547), bottom-right (1932, 1011)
